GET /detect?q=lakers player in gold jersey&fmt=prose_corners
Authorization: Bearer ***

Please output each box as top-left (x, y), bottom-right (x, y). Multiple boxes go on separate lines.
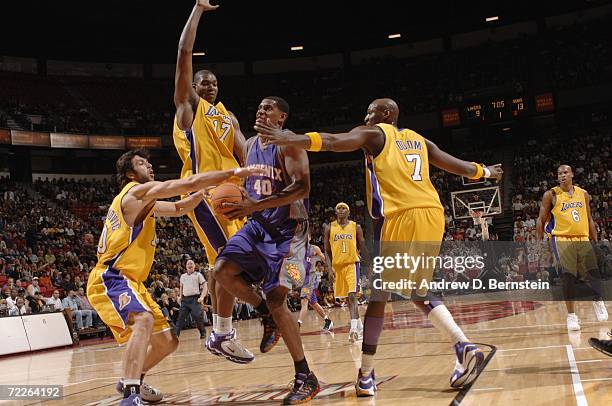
top-left (325, 202), bottom-right (368, 342)
top-left (86, 149), bottom-right (262, 405)
top-left (536, 165), bottom-right (608, 331)
top-left (173, 0), bottom-right (262, 363)
top-left (256, 98), bottom-right (503, 395)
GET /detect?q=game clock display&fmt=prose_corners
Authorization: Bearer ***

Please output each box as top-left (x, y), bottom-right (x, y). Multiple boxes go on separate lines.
top-left (464, 96), bottom-right (531, 123)
top-left (440, 93), bottom-right (554, 127)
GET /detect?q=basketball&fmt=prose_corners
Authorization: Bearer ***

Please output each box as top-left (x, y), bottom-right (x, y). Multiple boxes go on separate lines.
top-left (210, 183), bottom-right (243, 215)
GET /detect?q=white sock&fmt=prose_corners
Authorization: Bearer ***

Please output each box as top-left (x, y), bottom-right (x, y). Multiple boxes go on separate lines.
top-left (123, 379), bottom-right (140, 386)
top-left (361, 353), bottom-right (375, 375)
top-left (212, 313), bottom-right (218, 330)
top-left (357, 318), bottom-right (363, 330)
top-left (428, 305), bottom-right (468, 344)
top-left (216, 316), bottom-right (232, 334)
top-left (350, 319), bottom-right (359, 330)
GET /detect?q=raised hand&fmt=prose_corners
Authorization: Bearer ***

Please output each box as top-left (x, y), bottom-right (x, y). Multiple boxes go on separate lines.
top-left (253, 122), bottom-right (296, 146)
top-left (196, 0), bottom-right (219, 12)
top-left (485, 164), bottom-right (503, 181)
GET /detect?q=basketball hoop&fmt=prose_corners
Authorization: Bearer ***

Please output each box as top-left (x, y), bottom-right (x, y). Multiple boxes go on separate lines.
top-left (470, 209), bottom-right (484, 225)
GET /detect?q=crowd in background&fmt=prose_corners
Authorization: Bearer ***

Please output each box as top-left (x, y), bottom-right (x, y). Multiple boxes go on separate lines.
top-left (0, 13), bottom-right (610, 135)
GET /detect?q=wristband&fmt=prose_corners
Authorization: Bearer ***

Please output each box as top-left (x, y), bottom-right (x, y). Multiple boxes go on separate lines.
top-left (483, 166), bottom-right (491, 178)
top-left (305, 132), bottom-right (322, 152)
top-left (469, 162), bottom-right (484, 179)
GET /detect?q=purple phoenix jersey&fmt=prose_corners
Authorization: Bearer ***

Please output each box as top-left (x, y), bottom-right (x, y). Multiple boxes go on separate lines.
top-left (217, 136), bottom-right (310, 294)
top-left (245, 137), bottom-right (308, 228)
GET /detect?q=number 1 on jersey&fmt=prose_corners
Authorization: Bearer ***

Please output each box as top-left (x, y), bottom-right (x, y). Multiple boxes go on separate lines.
top-left (404, 154), bottom-right (423, 181)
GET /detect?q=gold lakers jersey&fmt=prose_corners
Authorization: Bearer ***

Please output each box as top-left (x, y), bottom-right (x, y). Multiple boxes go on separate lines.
top-left (545, 186), bottom-right (589, 237)
top-left (329, 220), bottom-right (360, 265)
top-left (365, 123), bottom-right (442, 218)
top-left (173, 98), bottom-right (239, 179)
top-left (95, 182), bottom-right (157, 282)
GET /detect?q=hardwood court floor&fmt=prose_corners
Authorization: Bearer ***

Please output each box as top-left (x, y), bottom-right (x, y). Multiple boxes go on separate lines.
top-left (1, 299), bottom-right (611, 405)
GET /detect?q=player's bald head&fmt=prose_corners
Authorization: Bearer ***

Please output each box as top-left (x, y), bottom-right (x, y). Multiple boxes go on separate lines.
top-left (558, 164), bottom-right (573, 174)
top-left (365, 98), bottom-right (399, 126)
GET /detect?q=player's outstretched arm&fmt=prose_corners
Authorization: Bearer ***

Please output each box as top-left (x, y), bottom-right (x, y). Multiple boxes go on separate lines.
top-left (154, 191), bottom-right (205, 218)
top-left (536, 190), bottom-right (554, 241)
top-left (254, 123), bottom-right (384, 155)
top-left (424, 139), bottom-right (503, 181)
top-left (130, 166), bottom-right (264, 202)
top-left (174, 0), bottom-right (219, 130)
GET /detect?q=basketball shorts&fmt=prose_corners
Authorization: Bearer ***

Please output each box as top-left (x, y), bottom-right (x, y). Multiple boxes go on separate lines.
top-left (217, 219), bottom-right (310, 295)
top-left (374, 207), bottom-right (445, 298)
top-left (187, 197), bottom-right (245, 265)
top-left (87, 266), bottom-right (170, 344)
top-left (301, 272), bottom-right (321, 305)
top-left (550, 235), bottom-right (597, 276)
top-left (333, 263), bottom-right (360, 298)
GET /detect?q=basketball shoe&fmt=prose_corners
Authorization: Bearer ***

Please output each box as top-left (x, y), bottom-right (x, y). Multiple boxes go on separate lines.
top-left (322, 318), bottom-right (334, 333)
top-left (593, 300), bottom-right (608, 322)
top-left (567, 313), bottom-right (581, 331)
top-left (348, 327), bottom-right (363, 343)
top-left (260, 313), bottom-right (281, 353)
top-left (589, 337), bottom-right (612, 357)
top-left (450, 342), bottom-right (485, 388)
top-left (205, 329), bottom-right (255, 363)
top-left (283, 371), bottom-right (320, 404)
top-left (119, 394), bottom-right (143, 405)
top-left (116, 380), bottom-right (162, 403)
top-left (355, 368), bottom-right (377, 397)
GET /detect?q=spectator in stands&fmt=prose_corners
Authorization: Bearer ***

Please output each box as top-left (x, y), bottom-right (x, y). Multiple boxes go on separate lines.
top-left (62, 289), bottom-right (93, 331)
top-left (5, 288), bottom-right (17, 310)
top-left (26, 277), bottom-right (41, 298)
top-left (27, 292), bottom-right (45, 314)
top-left (61, 274), bottom-right (77, 293)
top-left (76, 287), bottom-right (99, 326)
top-left (9, 297), bottom-right (29, 316)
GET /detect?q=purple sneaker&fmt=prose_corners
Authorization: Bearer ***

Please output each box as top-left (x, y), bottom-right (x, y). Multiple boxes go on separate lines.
top-left (205, 328), bottom-right (255, 364)
top-left (450, 342), bottom-right (485, 388)
top-left (355, 368), bottom-right (376, 397)
top-left (116, 379), bottom-right (163, 403)
top-left (119, 394), bottom-right (143, 405)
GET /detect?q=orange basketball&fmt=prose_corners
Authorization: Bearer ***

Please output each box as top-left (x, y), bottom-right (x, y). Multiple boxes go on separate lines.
top-left (210, 183), bottom-right (243, 216)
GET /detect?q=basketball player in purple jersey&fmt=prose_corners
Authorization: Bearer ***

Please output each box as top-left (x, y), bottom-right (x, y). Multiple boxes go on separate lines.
top-left (213, 97), bottom-right (320, 404)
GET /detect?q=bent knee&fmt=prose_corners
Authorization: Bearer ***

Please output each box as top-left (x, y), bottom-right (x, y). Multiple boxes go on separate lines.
top-left (129, 311), bottom-right (154, 331)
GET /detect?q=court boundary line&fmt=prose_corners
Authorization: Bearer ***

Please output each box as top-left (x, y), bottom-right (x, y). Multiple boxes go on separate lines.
top-left (565, 344), bottom-right (588, 406)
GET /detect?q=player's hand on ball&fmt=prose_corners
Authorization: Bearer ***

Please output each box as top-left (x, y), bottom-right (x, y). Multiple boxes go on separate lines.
top-left (486, 164), bottom-right (503, 181)
top-left (234, 165), bottom-right (266, 178)
top-left (196, 0), bottom-right (219, 12)
top-left (221, 193), bottom-right (258, 219)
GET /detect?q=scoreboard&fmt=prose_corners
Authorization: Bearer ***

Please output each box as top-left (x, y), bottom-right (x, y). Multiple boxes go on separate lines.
top-left (442, 93), bottom-right (554, 127)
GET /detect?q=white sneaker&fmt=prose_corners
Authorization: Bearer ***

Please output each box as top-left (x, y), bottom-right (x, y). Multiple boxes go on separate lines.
top-left (567, 313), bottom-right (581, 331)
top-left (593, 300), bottom-right (609, 322)
top-left (349, 329), bottom-right (359, 343)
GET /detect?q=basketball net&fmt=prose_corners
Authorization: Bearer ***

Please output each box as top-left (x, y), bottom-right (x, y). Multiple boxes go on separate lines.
top-left (469, 209), bottom-right (485, 226)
